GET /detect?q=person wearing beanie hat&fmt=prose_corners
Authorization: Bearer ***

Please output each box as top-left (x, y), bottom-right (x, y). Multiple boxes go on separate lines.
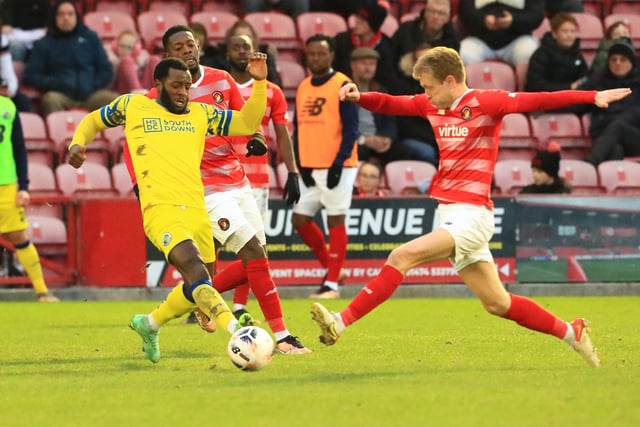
top-left (333, 1), bottom-right (397, 88)
top-left (581, 36), bottom-right (640, 166)
top-left (520, 141), bottom-right (571, 194)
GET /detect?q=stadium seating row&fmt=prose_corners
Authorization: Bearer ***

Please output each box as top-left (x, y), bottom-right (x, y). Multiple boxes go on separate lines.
top-left (27, 158), bottom-right (640, 207)
top-left (82, 8), bottom-right (640, 57)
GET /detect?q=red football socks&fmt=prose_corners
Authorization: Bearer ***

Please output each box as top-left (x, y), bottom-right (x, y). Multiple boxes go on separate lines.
top-left (245, 257), bottom-right (285, 333)
top-left (341, 265), bottom-right (404, 327)
top-left (503, 293), bottom-right (568, 339)
top-left (326, 224), bottom-right (347, 282)
top-left (296, 221), bottom-right (328, 267)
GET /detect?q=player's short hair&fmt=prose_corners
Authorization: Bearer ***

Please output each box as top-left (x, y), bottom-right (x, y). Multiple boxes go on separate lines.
top-left (154, 57), bottom-right (189, 81)
top-left (305, 34), bottom-right (336, 52)
top-left (412, 46), bottom-right (465, 83)
top-left (162, 25), bottom-right (193, 49)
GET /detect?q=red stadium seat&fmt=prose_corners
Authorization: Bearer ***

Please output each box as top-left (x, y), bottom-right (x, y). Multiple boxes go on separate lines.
top-left (559, 159), bottom-right (606, 195)
top-left (20, 112), bottom-right (56, 168)
top-left (465, 61), bottom-right (516, 92)
top-left (529, 113), bottom-right (592, 160)
top-left (84, 11), bottom-right (137, 43)
top-left (55, 163), bottom-right (118, 198)
top-left (499, 113), bottom-right (538, 160)
top-left (277, 60), bottom-right (307, 101)
top-left (611, 1), bottom-right (640, 14)
top-left (111, 162), bottom-right (136, 197)
top-left (296, 12), bottom-right (347, 43)
top-left (597, 160), bottom-right (640, 194)
top-left (26, 215), bottom-right (68, 257)
top-left (190, 11), bottom-right (239, 44)
top-left (46, 110), bottom-right (111, 166)
top-left (147, 1), bottom-right (192, 17)
top-left (28, 163), bottom-right (61, 197)
top-left (137, 10), bottom-right (188, 54)
top-left (493, 159), bottom-right (532, 195)
top-left (573, 13), bottom-right (604, 50)
top-left (384, 160), bottom-right (437, 195)
top-left (200, 0), bottom-right (243, 15)
top-left (94, 1), bottom-right (138, 16)
top-left (245, 12), bottom-right (301, 57)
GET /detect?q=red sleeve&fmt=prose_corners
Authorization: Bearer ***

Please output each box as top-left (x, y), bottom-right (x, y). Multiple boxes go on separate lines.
top-left (226, 74), bottom-right (245, 110)
top-left (478, 90), bottom-right (597, 117)
top-left (269, 84), bottom-right (288, 125)
top-left (358, 92), bottom-right (434, 116)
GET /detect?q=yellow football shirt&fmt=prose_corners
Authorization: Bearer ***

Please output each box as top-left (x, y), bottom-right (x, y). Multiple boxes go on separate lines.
top-left (70, 81), bottom-right (265, 211)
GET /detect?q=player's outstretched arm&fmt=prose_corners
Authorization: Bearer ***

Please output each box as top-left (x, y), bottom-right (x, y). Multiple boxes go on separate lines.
top-left (68, 110), bottom-right (107, 168)
top-left (340, 83), bottom-right (361, 102)
top-left (246, 52), bottom-right (268, 81)
top-left (594, 88), bottom-right (632, 108)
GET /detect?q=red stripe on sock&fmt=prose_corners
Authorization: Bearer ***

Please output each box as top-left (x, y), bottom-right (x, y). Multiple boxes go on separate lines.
top-left (296, 221), bottom-right (328, 267)
top-left (504, 293), bottom-right (568, 339)
top-left (246, 258), bottom-right (285, 332)
top-left (326, 224), bottom-right (347, 282)
top-left (341, 265), bottom-right (404, 326)
top-left (212, 260), bottom-right (246, 293)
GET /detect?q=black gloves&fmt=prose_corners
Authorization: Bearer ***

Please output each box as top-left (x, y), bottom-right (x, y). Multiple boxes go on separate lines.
top-left (327, 164), bottom-right (343, 189)
top-left (299, 167), bottom-right (315, 187)
top-left (245, 133), bottom-right (268, 157)
top-left (282, 172), bottom-right (301, 206)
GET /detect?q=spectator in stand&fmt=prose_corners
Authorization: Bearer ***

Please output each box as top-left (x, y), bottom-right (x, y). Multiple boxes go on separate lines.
top-left (524, 12), bottom-right (588, 114)
top-left (582, 38), bottom-right (640, 166)
top-left (591, 21), bottom-right (631, 76)
top-left (106, 30), bottom-right (151, 95)
top-left (0, 96), bottom-right (58, 302)
top-left (350, 47), bottom-right (404, 166)
top-left (243, 0), bottom-right (309, 19)
top-left (211, 19), bottom-right (282, 87)
top-left (0, 30), bottom-right (32, 112)
top-left (520, 142), bottom-right (571, 194)
top-left (0, 0), bottom-right (50, 62)
top-left (293, 34), bottom-right (358, 299)
top-left (189, 22), bottom-right (225, 70)
top-left (353, 160), bottom-right (387, 196)
top-left (458, 0), bottom-right (544, 67)
top-left (544, 0), bottom-right (583, 15)
top-left (333, 1), bottom-right (397, 88)
top-left (390, 42), bottom-right (439, 166)
top-left (24, 0), bottom-right (117, 115)
top-left (391, 0), bottom-right (460, 62)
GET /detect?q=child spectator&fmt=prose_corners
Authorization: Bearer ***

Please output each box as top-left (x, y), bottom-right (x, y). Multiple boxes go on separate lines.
top-left (520, 142), bottom-right (571, 194)
top-left (354, 160), bottom-right (387, 197)
top-left (106, 30), bottom-right (151, 94)
top-left (590, 21), bottom-right (631, 76)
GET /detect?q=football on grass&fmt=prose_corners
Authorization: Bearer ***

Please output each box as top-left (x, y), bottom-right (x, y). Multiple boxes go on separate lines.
top-left (227, 326), bottom-right (274, 371)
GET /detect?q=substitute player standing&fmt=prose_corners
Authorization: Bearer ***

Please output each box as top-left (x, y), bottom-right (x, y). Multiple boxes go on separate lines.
top-left (311, 46), bottom-right (632, 367)
top-left (68, 57), bottom-right (267, 363)
top-left (293, 34), bottom-right (359, 299)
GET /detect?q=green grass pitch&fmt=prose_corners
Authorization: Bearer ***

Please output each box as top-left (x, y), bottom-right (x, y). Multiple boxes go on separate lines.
top-left (1, 297), bottom-right (639, 427)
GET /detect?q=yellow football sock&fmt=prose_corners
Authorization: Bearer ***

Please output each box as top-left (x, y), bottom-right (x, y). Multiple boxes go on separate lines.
top-left (15, 242), bottom-right (48, 295)
top-left (191, 284), bottom-right (235, 333)
top-left (150, 283), bottom-right (196, 326)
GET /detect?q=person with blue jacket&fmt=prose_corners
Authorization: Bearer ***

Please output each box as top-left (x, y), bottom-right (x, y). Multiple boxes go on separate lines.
top-left (24, 0), bottom-right (117, 116)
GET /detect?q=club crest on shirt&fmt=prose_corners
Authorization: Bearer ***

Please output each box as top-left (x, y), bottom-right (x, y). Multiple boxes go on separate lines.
top-left (212, 91), bottom-right (224, 104)
top-left (2, 111), bottom-right (11, 119)
top-left (161, 232), bottom-right (172, 247)
top-left (218, 218), bottom-right (230, 231)
top-left (461, 106), bottom-right (472, 120)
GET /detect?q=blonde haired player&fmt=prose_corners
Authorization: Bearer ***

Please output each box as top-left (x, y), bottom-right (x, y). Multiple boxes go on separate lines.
top-left (312, 46), bottom-right (632, 367)
top-left (68, 56), bottom-right (268, 363)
